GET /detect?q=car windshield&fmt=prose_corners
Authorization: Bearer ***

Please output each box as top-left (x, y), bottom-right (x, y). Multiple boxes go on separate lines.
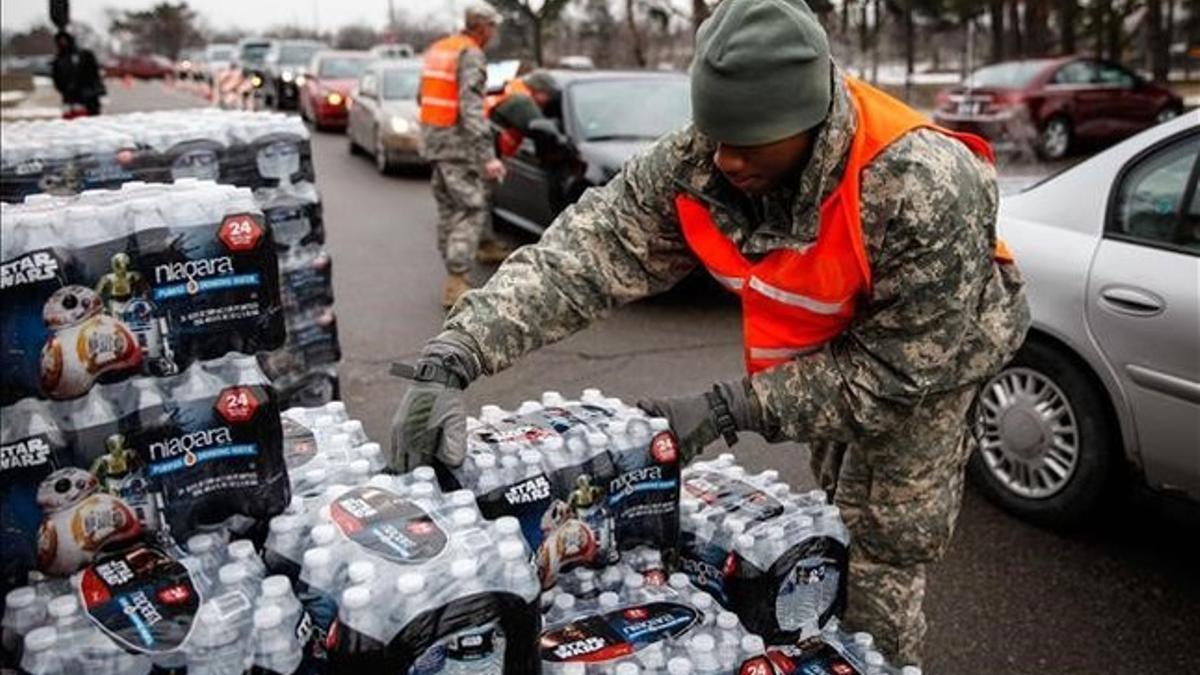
top-left (382, 69), bottom-right (420, 99)
top-left (570, 78), bottom-right (690, 142)
top-left (209, 47), bottom-right (235, 61)
top-left (240, 44), bottom-right (271, 64)
top-left (279, 44), bottom-right (320, 66)
top-left (319, 57), bottom-right (370, 79)
top-left (968, 61), bottom-right (1049, 88)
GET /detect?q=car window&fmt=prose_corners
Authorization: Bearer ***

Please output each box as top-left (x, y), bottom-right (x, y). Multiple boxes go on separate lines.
top-left (1095, 63), bottom-right (1135, 87)
top-left (968, 60), bottom-right (1049, 88)
top-left (1111, 134), bottom-right (1200, 252)
top-left (359, 74), bottom-right (377, 98)
top-left (319, 57), bottom-right (370, 79)
top-left (1053, 61), bottom-right (1098, 85)
top-left (570, 78), bottom-right (690, 142)
top-left (382, 69), bottom-right (420, 100)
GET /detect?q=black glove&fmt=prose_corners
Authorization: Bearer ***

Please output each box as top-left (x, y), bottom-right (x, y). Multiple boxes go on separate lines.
top-left (638, 380), bottom-right (761, 465)
top-left (389, 332), bottom-right (482, 472)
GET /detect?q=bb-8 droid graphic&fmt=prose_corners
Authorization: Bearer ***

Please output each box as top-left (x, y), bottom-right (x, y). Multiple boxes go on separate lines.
top-left (536, 499), bottom-right (600, 587)
top-left (38, 285), bottom-right (142, 399)
top-left (36, 467), bottom-right (142, 575)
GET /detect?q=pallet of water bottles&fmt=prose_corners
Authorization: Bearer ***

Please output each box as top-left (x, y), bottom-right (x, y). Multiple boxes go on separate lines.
top-left (0, 109), bottom-right (341, 406)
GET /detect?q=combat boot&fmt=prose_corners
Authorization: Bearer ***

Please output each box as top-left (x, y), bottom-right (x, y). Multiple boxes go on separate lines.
top-left (476, 240), bottom-right (514, 264)
top-left (442, 274), bottom-right (471, 309)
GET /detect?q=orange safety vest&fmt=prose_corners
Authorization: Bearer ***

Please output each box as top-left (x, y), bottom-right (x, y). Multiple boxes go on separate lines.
top-left (419, 34), bottom-right (478, 127)
top-left (485, 78), bottom-right (535, 157)
top-left (677, 77), bottom-right (1015, 375)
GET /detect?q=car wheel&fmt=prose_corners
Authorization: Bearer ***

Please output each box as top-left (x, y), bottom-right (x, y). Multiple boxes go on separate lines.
top-left (375, 130), bottom-right (393, 175)
top-left (1037, 116), bottom-right (1072, 160)
top-left (970, 339), bottom-right (1118, 528)
top-left (1155, 106), bottom-right (1180, 125)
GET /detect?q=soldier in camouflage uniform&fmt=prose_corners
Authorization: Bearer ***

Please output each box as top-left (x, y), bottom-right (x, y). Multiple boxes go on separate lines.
top-left (392, 0), bottom-right (1029, 665)
top-left (419, 5), bottom-right (510, 309)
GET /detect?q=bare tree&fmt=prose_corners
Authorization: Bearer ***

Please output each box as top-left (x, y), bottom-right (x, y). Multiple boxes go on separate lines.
top-left (491, 0), bottom-right (571, 65)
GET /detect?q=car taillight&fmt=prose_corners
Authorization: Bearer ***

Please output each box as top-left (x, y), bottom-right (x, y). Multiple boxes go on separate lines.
top-left (988, 92), bottom-right (1026, 110)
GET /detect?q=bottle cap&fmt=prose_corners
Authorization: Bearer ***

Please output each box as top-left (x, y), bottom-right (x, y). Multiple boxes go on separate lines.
top-left (413, 466), bottom-right (436, 482)
top-left (735, 534), bottom-right (754, 550)
top-left (450, 490), bottom-right (475, 506)
top-left (498, 539), bottom-right (526, 561)
top-left (716, 453), bottom-right (735, 464)
top-left (900, 667), bottom-right (923, 675)
top-left (310, 524), bottom-right (338, 546)
top-left (807, 489), bottom-right (828, 504)
top-left (649, 417), bottom-right (670, 432)
top-left (574, 568), bottom-right (596, 581)
top-left (554, 593), bottom-right (576, 610)
top-left (561, 663), bottom-right (587, 675)
top-left (228, 539), bottom-right (256, 561)
top-left (741, 634), bottom-right (766, 652)
top-left (495, 516), bottom-right (521, 536)
top-left (623, 573), bottom-right (644, 589)
top-left (269, 515), bottom-right (299, 534)
top-left (261, 575), bottom-right (290, 598)
top-left (541, 391), bottom-right (566, 405)
top-left (581, 388), bottom-right (603, 401)
top-left (475, 453), bottom-right (497, 469)
top-left (341, 420), bottom-right (364, 435)
top-left (795, 515), bottom-right (815, 530)
top-left (616, 663), bottom-right (640, 675)
top-left (302, 547), bottom-right (332, 569)
top-left (724, 518), bottom-right (746, 535)
top-left (218, 563), bottom-right (248, 585)
top-left (24, 626), bottom-right (57, 652)
top-left (48, 595), bottom-right (78, 618)
top-left (6, 587), bottom-right (35, 608)
top-left (450, 558), bottom-right (478, 579)
top-left (519, 449), bottom-right (542, 466)
top-left (853, 632), bottom-right (874, 648)
top-left (187, 533), bottom-right (215, 553)
top-left (667, 657), bottom-right (694, 674)
top-left (396, 573), bottom-right (426, 594)
top-left (692, 633), bottom-right (715, 651)
top-left (452, 508), bottom-right (478, 527)
top-left (599, 591), bottom-right (620, 608)
top-left (690, 592), bottom-right (712, 608)
top-left (760, 469), bottom-right (780, 483)
top-left (341, 586), bottom-right (371, 609)
top-left (517, 400), bottom-right (543, 414)
top-left (324, 401), bottom-right (346, 417)
top-left (411, 481), bottom-right (435, 497)
top-left (348, 561), bottom-right (376, 584)
top-left (539, 436), bottom-right (564, 452)
top-left (253, 605), bottom-right (283, 629)
top-left (348, 459), bottom-right (370, 476)
top-left (865, 651), bottom-right (886, 667)
top-left (668, 573), bottom-right (689, 589)
top-left (717, 611), bottom-right (739, 630)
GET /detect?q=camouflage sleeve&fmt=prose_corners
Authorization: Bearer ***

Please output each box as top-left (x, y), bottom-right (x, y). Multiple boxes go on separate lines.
top-left (750, 130), bottom-right (1024, 442)
top-left (444, 130), bottom-right (700, 375)
top-left (458, 48), bottom-right (495, 164)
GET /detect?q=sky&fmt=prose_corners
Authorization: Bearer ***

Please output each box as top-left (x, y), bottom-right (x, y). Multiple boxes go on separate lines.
top-left (0, 0), bottom-right (466, 33)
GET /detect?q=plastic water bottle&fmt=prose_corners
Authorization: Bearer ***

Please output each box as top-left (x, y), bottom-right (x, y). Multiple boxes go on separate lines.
top-left (247, 604), bottom-right (302, 675)
top-left (48, 594), bottom-right (86, 673)
top-left (498, 539), bottom-right (539, 599)
top-left (20, 627), bottom-right (62, 675)
top-left (391, 572), bottom-right (431, 627)
top-left (2, 587), bottom-right (45, 668)
top-left (715, 611), bottom-right (741, 669)
top-left (186, 601), bottom-right (246, 674)
top-left (548, 593), bottom-right (576, 625)
top-left (75, 622), bottom-right (152, 675)
top-left (258, 575), bottom-right (306, 638)
top-left (690, 633), bottom-right (722, 673)
top-left (666, 656), bottom-right (694, 674)
top-left (187, 533), bottom-right (225, 576)
top-left (217, 562), bottom-right (257, 601)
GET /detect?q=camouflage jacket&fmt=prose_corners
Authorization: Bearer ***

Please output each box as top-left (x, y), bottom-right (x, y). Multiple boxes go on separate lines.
top-left (420, 38), bottom-right (495, 165)
top-left (444, 69), bottom-right (1030, 444)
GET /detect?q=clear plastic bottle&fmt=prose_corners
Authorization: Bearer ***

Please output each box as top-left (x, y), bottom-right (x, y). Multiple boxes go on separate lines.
top-left (2, 587), bottom-right (45, 667)
top-left (75, 622), bottom-right (152, 675)
top-left (474, 453), bottom-right (502, 493)
top-left (391, 572), bottom-right (431, 628)
top-left (339, 586), bottom-right (384, 642)
top-left (548, 593), bottom-right (577, 625)
top-left (498, 539), bottom-right (538, 600)
top-left (864, 650), bottom-right (887, 675)
top-left (20, 627), bottom-right (62, 675)
top-left (689, 592), bottom-right (715, 628)
top-left (186, 601), bottom-right (246, 674)
top-left (186, 532), bottom-right (225, 576)
top-left (248, 604), bottom-right (303, 675)
top-left (666, 656), bottom-right (694, 675)
top-left (217, 562), bottom-right (257, 601)
top-left (347, 560), bottom-right (377, 587)
top-left (690, 633), bottom-right (721, 673)
top-left (48, 594), bottom-right (87, 673)
top-left (258, 575), bottom-right (305, 634)
top-left (228, 539), bottom-right (267, 581)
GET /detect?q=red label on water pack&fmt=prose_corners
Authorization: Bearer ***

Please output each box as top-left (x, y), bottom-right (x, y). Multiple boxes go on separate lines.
top-left (218, 213), bottom-right (265, 252)
top-left (329, 487), bottom-right (448, 564)
top-left (216, 386), bottom-right (260, 423)
top-left (80, 545), bottom-right (200, 654)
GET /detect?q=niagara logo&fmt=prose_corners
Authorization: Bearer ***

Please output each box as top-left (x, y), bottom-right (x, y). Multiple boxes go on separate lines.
top-left (153, 256), bottom-right (234, 285)
top-left (147, 427), bottom-right (233, 462)
top-left (1, 251), bottom-right (60, 289)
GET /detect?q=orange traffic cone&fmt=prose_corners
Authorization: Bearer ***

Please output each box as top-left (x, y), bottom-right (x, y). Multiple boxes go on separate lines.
top-left (122, 74), bottom-right (133, 89)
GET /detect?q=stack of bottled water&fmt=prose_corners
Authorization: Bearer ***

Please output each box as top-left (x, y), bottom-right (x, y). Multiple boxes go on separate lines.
top-left (3, 535), bottom-right (312, 675)
top-left (450, 389), bottom-right (682, 590)
top-left (763, 620), bottom-right (921, 675)
top-left (0, 354), bottom-right (289, 598)
top-left (0, 109), bottom-right (340, 407)
top-left (680, 454), bottom-right (850, 644)
top-left (262, 466), bottom-right (542, 671)
top-left (279, 403), bottom-right (386, 500)
top-left (540, 552), bottom-right (776, 674)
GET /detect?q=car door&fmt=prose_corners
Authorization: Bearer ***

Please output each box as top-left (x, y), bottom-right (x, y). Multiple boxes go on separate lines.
top-left (1094, 62), bottom-right (1148, 135)
top-left (356, 73), bottom-right (381, 149)
top-left (494, 126), bottom-right (556, 233)
top-left (1086, 129), bottom-right (1200, 499)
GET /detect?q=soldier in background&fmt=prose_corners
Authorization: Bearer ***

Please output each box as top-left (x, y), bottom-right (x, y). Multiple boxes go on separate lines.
top-left (394, 0), bottom-right (1029, 665)
top-left (418, 4), bottom-right (510, 309)
top-left (51, 31), bottom-right (105, 117)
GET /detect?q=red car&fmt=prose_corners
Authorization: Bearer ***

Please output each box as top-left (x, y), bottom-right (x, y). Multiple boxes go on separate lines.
top-left (933, 56), bottom-right (1183, 159)
top-left (105, 54), bottom-right (175, 79)
top-left (300, 50), bottom-right (373, 131)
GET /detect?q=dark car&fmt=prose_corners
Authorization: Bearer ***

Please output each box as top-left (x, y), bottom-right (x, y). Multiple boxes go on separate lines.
top-left (264, 40), bottom-right (326, 110)
top-left (106, 54), bottom-right (174, 79)
top-left (492, 69), bottom-right (691, 235)
top-left (934, 56), bottom-right (1183, 160)
top-left (236, 37), bottom-right (275, 100)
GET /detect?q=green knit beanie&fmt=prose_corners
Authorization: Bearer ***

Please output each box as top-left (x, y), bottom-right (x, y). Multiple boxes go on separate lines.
top-left (691, 0), bottom-right (832, 146)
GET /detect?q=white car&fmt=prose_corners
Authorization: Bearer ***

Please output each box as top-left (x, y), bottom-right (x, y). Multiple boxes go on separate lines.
top-left (974, 111), bottom-right (1199, 526)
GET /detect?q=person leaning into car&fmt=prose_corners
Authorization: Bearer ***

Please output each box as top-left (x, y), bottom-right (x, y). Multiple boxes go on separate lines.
top-left (393, 0), bottom-right (1030, 666)
top-left (418, 4), bottom-right (511, 310)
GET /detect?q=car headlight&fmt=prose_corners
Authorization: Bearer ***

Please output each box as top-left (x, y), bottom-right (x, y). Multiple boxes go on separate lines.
top-left (250, 75), bottom-right (263, 87)
top-left (326, 92), bottom-right (343, 106)
top-left (389, 117), bottom-right (412, 134)
top-left (281, 70), bottom-right (294, 83)
top-left (295, 74), bottom-right (307, 86)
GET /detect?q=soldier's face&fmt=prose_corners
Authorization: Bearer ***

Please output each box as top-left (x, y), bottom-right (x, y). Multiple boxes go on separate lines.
top-left (714, 131), bottom-right (815, 195)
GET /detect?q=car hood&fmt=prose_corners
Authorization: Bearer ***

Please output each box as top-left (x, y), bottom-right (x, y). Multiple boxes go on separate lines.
top-left (381, 100), bottom-right (419, 118)
top-left (576, 139), bottom-right (652, 184)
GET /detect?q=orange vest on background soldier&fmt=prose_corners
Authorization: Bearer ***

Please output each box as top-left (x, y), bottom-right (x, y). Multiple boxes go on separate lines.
top-left (678, 78), bottom-right (1015, 374)
top-left (419, 34), bottom-right (479, 127)
top-left (485, 78), bottom-right (535, 157)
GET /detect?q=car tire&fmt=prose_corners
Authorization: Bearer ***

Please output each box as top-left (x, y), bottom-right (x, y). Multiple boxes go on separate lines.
top-left (1037, 116), bottom-right (1072, 161)
top-left (970, 338), bottom-right (1119, 529)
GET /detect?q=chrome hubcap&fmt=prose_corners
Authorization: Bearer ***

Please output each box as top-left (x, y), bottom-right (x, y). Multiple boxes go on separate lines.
top-left (975, 368), bottom-right (1080, 499)
top-left (1156, 109), bottom-right (1178, 124)
top-left (1042, 122), bottom-right (1068, 157)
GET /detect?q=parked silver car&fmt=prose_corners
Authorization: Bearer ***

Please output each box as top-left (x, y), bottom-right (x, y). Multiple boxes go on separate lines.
top-left (974, 111), bottom-right (1199, 526)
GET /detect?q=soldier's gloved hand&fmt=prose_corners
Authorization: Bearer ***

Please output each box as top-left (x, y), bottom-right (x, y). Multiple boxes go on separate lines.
top-left (638, 380), bottom-right (761, 465)
top-left (389, 332), bottom-right (483, 473)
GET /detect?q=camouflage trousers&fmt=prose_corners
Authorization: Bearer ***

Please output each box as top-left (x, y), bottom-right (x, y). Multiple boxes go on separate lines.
top-left (431, 160), bottom-right (492, 275)
top-left (809, 386), bottom-right (978, 667)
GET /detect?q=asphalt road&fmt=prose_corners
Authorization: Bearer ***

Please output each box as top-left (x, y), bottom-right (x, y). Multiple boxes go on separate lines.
top-left (110, 81), bottom-right (1200, 673)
